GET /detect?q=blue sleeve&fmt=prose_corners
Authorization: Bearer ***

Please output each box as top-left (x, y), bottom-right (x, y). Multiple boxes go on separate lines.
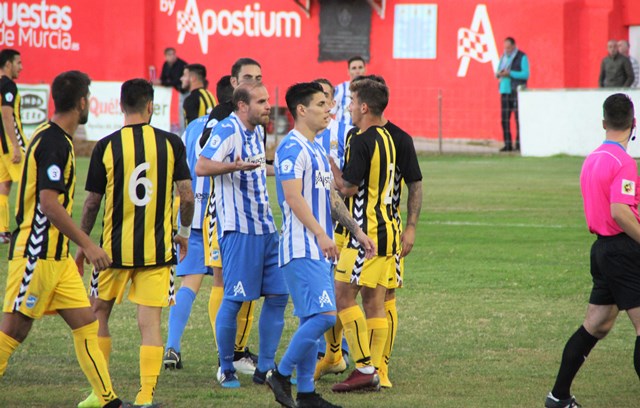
top-left (511, 55), bottom-right (530, 80)
top-left (199, 121), bottom-right (235, 161)
top-left (275, 141), bottom-right (304, 182)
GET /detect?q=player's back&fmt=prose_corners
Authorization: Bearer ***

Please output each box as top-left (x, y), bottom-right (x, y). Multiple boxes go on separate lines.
top-left (10, 122), bottom-right (75, 261)
top-left (0, 75), bottom-right (25, 152)
top-left (87, 124), bottom-right (189, 267)
top-left (343, 125), bottom-right (399, 256)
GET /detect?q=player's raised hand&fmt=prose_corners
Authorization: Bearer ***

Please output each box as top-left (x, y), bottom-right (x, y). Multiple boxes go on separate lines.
top-left (318, 232), bottom-right (339, 262)
top-left (355, 230), bottom-right (376, 259)
top-left (83, 242), bottom-right (112, 272)
top-left (234, 155), bottom-right (260, 171)
top-left (174, 234), bottom-right (189, 262)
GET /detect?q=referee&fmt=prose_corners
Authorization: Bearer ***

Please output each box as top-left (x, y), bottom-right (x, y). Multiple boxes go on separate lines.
top-left (545, 94), bottom-right (640, 408)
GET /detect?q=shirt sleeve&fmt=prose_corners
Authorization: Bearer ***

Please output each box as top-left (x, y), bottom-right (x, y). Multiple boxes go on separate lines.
top-left (276, 142), bottom-right (304, 182)
top-left (396, 133), bottom-right (423, 183)
top-left (168, 133), bottom-right (191, 181)
top-left (342, 132), bottom-right (372, 186)
top-left (510, 55), bottom-right (530, 80)
top-left (1, 81), bottom-right (17, 107)
top-left (200, 123), bottom-right (235, 162)
top-left (35, 135), bottom-right (69, 193)
top-left (610, 162), bottom-right (638, 205)
top-left (85, 139), bottom-right (108, 194)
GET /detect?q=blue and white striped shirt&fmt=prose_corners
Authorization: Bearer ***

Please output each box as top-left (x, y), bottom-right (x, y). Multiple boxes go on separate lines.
top-left (181, 115), bottom-right (211, 229)
top-left (275, 130), bottom-right (333, 266)
top-left (332, 81), bottom-right (352, 125)
top-left (200, 113), bottom-right (276, 238)
top-left (315, 118), bottom-right (353, 169)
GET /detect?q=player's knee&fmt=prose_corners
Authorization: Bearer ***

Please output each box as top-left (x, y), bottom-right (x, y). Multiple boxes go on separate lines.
top-left (264, 294), bottom-right (288, 309)
top-left (316, 313), bottom-right (337, 330)
top-left (385, 289), bottom-right (396, 301)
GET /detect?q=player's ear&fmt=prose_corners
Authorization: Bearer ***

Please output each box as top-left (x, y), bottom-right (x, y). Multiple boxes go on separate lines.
top-left (297, 104), bottom-right (305, 118)
top-left (147, 100), bottom-right (154, 116)
top-left (602, 119), bottom-right (607, 130)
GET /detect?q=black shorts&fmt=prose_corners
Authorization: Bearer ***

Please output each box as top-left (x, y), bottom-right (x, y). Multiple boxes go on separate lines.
top-left (589, 233), bottom-right (640, 310)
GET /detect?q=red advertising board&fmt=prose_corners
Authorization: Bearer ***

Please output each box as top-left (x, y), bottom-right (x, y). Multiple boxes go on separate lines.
top-left (4, 0), bottom-right (640, 139)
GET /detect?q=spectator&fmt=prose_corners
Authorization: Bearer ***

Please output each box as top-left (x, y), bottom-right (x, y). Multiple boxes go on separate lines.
top-left (496, 37), bottom-right (529, 152)
top-left (599, 40), bottom-right (634, 88)
top-left (618, 40), bottom-right (639, 88)
top-left (155, 47), bottom-right (188, 132)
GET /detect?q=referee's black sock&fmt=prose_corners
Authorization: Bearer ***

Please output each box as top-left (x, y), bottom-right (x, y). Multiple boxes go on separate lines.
top-left (551, 325), bottom-right (598, 400)
top-left (634, 336), bottom-right (640, 379)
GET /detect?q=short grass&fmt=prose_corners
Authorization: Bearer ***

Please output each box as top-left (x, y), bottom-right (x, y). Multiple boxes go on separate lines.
top-left (0, 154), bottom-right (638, 407)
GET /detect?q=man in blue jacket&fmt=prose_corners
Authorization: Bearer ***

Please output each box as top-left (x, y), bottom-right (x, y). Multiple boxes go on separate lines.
top-left (496, 37), bottom-right (529, 152)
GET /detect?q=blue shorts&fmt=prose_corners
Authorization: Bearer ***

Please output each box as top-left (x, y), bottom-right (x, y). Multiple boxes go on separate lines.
top-left (176, 231), bottom-right (213, 277)
top-left (282, 258), bottom-right (336, 317)
top-left (219, 232), bottom-right (288, 301)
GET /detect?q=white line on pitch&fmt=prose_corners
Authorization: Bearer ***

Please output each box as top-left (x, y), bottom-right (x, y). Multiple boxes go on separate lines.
top-left (425, 220), bottom-right (579, 229)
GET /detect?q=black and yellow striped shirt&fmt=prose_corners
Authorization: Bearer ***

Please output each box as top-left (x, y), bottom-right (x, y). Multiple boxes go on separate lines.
top-left (183, 88), bottom-right (217, 126)
top-left (342, 125), bottom-right (399, 256)
top-left (9, 122), bottom-right (75, 260)
top-left (86, 124), bottom-right (191, 268)
top-left (0, 75), bottom-right (26, 154)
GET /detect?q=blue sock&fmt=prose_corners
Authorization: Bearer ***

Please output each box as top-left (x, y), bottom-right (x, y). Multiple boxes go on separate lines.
top-left (342, 336), bottom-right (350, 356)
top-left (166, 287), bottom-right (196, 353)
top-left (216, 299), bottom-right (242, 372)
top-left (317, 332), bottom-right (327, 357)
top-left (297, 333), bottom-right (320, 393)
top-left (258, 295), bottom-right (288, 373)
top-left (279, 314), bottom-right (336, 379)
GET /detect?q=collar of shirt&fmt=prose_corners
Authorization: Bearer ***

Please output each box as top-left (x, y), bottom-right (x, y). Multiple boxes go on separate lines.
top-left (603, 140), bottom-right (626, 150)
top-left (230, 112), bottom-right (257, 138)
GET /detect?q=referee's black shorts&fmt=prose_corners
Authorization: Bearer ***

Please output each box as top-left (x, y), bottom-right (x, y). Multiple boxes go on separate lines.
top-left (590, 233), bottom-right (640, 310)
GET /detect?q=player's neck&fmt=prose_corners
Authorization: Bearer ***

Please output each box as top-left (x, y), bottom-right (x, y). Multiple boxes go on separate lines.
top-left (357, 115), bottom-right (385, 132)
top-left (294, 124), bottom-right (316, 142)
top-left (51, 113), bottom-right (79, 137)
top-left (606, 130), bottom-right (632, 149)
top-left (124, 113), bottom-right (150, 126)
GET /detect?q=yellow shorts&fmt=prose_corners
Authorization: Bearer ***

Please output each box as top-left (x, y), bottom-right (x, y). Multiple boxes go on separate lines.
top-left (335, 247), bottom-right (397, 289)
top-left (202, 214), bottom-right (222, 268)
top-left (334, 229), bottom-right (347, 250)
top-left (89, 265), bottom-right (175, 307)
top-left (0, 146), bottom-right (23, 183)
top-left (2, 257), bottom-right (90, 318)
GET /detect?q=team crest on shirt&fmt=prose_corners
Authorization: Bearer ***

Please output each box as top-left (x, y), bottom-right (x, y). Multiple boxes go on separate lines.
top-left (25, 295), bottom-right (37, 309)
top-left (47, 165), bottom-right (62, 181)
top-left (5, 92), bottom-right (13, 103)
top-left (280, 159), bottom-right (293, 174)
top-left (622, 179), bottom-right (636, 196)
top-left (318, 290), bottom-right (332, 308)
top-left (209, 135), bottom-right (221, 148)
top-left (314, 170), bottom-right (332, 190)
top-left (233, 281), bottom-right (246, 297)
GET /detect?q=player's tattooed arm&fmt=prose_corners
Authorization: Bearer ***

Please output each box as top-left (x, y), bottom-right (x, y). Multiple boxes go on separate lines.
top-left (80, 192), bottom-right (104, 235)
top-left (330, 187), bottom-right (376, 258)
top-left (175, 179), bottom-right (195, 227)
top-left (406, 180), bottom-right (423, 229)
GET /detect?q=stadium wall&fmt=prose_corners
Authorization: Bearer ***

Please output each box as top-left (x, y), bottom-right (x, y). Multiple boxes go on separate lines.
top-left (4, 0), bottom-right (640, 141)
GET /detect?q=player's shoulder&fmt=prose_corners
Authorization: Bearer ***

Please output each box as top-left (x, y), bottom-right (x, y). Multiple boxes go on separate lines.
top-left (33, 122), bottom-right (71, 153)
top-left (384, 121), bottom-right (410, 140)
top-left (276, 132), bottom-right (305, 157)
top-left (0, 75), bottom-right (15, 91)
top-left (210, 101), bottom-right (233, 121)
top-left (148, 125), bottom-right (183, 146)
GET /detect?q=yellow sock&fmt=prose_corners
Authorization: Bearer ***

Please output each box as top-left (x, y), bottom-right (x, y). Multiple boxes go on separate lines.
top-left (0, 331), bottom-right (19, 377)
top-left (135, 345), bottom-right (163, 405)
top-left (208, 286), bottom-right (224, 348)
top-left (323, 316), bottom-right (344, 362)
top-left (235, 300), bottom-right (255, 353)
top-left (0, 194), bottom-right (9, 233)
top-left (382, 298), bottom-right (398, 374)
top-left (339, 305), bottom-right (371, 368)
top-left (72, 321), bottom-right (118, 405)
top-left (367, 317), bottom-right (388, 369)
top-left (98, 336), bottom-right (112, 369)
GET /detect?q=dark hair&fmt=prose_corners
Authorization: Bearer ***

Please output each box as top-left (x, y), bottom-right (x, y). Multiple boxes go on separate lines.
top-left (353, 74), bottom-right (386, 85)
top-left (349, 79), bottom-right (389, 116)
top-left (216, 75), bottom-right (233, 103)
top-left (185, 63), bottom-right (207, 84)
top-left (164, 47), bottom-right (176, 54)
top-left (231, 58), bottom-right (261, 78)
top-left (505, 37), bottom-right (516, 45)
top-left (120, 79), bottom-right (154, 114)
top-left (286, 82), bottom-right (325, 120)
top-left (603, 93), bottom-right (635, 131)
top-left (51, 71), bottom-right (91, 113)
top-left (312, 78), bottom-right (334, 98)
top-left (348, 56), bottom-right (365, 68)
top-left (0, 49), bottom-right (20, 68)
top-left (232, 83), bottom-right (265, 111)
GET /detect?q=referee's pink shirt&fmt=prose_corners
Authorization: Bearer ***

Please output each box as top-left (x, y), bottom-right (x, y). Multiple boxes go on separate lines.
top-left (580, 141), bottom-right (640, 236)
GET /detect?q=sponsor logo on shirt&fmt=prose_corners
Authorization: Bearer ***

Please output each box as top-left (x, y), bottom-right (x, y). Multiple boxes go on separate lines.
top-left (314, 170), bottom-right (331, 190)
top-left (248, 154), bottom-right (266, 170)
top-left (622, 179), bottom-right (636, 196)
